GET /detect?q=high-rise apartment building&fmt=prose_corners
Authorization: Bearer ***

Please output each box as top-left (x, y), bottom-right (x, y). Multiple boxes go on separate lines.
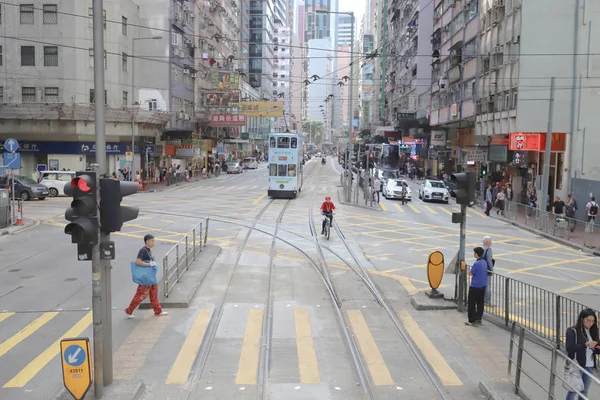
top-left (304, 0), bottom-right (331, 42)
top-left (358, 34), bottom-right (375, 129)
top-left (338, 14), bottom-right (353, 46)
top-left (306, 38), bottom-right (332, 124)
top-left (249, 0), bottom-right (275, 93)
top-left (273, 19), bottom-right (292, 131)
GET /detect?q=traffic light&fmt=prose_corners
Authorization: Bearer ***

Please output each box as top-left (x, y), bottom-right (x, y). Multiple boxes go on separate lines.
top-left (65, 172), bottom-right (98, 245)
top-left (368, 152), bottom-right (374, 169)
top-left (481, 163), bottom-right (488, 176)
top-left (99, 179), bottom-right (140, 233)
top-left (451, 171), bottom-right (476, 206)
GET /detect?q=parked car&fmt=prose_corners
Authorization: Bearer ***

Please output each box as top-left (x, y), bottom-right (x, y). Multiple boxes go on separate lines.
top-left (226, 162), bottom-right (243, 174)
top-left (39, 171), bottom-right (76, 197)
top-left (419, 179), bottom-right (450, 203)
top-left (243, 157), bottom-right (258, 169)
top-left (383, 179), bottom-right (411, 200)
top-left (0, 175), bottom-right (49, 200)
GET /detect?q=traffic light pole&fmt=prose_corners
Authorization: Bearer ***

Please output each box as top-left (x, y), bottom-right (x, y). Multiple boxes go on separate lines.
top-left (457, 205), bottom-right (467, 312)
top-left (92, 0), bottom-right (113, 393)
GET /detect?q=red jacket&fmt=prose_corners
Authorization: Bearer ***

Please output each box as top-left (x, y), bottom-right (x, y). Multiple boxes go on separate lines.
top-left (321, 201), bottom-right (336, 213)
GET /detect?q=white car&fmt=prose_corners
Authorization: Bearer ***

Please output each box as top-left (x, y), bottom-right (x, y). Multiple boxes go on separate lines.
top-left (243, 157), bottom-right (258, 169)
top-left (39, 171), bottom-right (76, 197)
top-left (226, 162), bottom-right (243, 174)
top-left (383, 179), bottom-right (411, 200)
top-left (419, 179), bottom-right (450, 203)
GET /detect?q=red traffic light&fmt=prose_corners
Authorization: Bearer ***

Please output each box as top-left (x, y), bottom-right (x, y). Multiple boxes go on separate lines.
top-left (71, 176), bottom-right (94, 193)
top-left (369, 153), bottom-right (374, 158)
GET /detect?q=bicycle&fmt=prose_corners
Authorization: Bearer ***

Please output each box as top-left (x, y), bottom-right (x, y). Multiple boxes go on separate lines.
top-left (322, 212), bottom-right (332, 240)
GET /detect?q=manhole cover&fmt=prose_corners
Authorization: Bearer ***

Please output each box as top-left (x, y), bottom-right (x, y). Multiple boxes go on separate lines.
top-left (64, 278), bottom-right (77, 282)
top-left (20, 275), bottom-right (34, 279)
top-left (8, 269), bottom-right (21, 272)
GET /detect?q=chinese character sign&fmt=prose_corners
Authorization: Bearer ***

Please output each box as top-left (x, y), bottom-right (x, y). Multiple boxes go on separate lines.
top-left (239, 102), bottom-right (284, 117)
top-left (209, 72), bottom-right (240, 89)
top-left (210, 114), bottom-right (247, 127)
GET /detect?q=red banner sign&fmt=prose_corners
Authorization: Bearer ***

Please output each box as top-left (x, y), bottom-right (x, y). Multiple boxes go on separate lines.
top-left (509, 133), bottom-right (566, 152)
top-left (210, 114), bottom-right (247, 127)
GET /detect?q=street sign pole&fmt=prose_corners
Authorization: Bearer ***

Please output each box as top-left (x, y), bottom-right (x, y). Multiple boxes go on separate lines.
top-left (92, 0), bottom-right (111, 394)
top-left (457, 205), bottom-right (467, 312)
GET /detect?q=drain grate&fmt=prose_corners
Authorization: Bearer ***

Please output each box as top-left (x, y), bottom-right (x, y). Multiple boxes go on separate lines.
top-left (8, 269), bottom-right (21, 273)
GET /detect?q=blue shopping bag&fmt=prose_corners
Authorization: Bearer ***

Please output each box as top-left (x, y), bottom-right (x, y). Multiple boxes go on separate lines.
top-left (130, 262), bottom-right (159, 286)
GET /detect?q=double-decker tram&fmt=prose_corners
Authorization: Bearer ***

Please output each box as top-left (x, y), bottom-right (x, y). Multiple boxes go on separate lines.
top-left (268, 133), bottom-right (304, 198)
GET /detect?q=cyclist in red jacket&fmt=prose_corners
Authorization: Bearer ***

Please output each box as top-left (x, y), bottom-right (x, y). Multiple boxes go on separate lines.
top-left (320, 196), bottom-right (336, 234)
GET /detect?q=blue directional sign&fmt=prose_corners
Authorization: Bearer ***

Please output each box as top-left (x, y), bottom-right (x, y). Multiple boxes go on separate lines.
top-left (63, 344), bottom-right (86, 367)
top-left (3, 138), bottom-right (19, 153)
top-left (3, 152), bottom-right (21, 169)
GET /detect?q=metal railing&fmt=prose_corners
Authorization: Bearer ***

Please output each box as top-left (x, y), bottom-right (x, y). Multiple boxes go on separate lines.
top-left (509, 322), bottom-right (600, 400)
top-left (459, 271), bottom-right (599, 347)
top-left (495, 201), bottom-right (600, 249)
top-left (162, 217), bottom-right (209, 297)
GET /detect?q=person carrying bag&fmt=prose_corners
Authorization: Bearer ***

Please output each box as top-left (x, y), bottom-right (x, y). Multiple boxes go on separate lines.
top-left (125, 234), bottom-right (168, 318)
top-left (565, 308), bottom-right (600, 399)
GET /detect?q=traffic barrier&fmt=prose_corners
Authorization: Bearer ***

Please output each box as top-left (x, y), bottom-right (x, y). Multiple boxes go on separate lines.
top-left (15, 204), bottom-right (23, 225)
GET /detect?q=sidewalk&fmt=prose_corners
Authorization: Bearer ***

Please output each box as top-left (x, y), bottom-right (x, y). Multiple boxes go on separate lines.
top-left (0, 217), bottom-right (38, 236)
top-left (143, 173), bottom-right (222, 193)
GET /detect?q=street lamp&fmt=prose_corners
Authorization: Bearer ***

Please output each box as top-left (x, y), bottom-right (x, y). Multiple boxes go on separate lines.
top-left (316, 9), bottom-right (354, 202)
top-left (131, 36), bottom-right (162, 181)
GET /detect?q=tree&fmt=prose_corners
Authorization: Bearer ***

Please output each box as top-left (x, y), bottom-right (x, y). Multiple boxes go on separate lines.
top-left (302, 119), bottom-right (325, 144)
top-left (358, 129), bottom-right (371, 140)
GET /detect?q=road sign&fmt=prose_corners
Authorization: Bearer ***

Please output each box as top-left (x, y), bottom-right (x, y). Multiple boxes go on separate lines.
top-left (3, 152), bottom-right (21, 169)
top-left (125, 151), bottom-right (134, 161)
top-left (145, 145), bottom-right (155, 154)
top-left (3, 138), bottom-right (19, 153)
top-left (60, 338), bottom-right (92, 400)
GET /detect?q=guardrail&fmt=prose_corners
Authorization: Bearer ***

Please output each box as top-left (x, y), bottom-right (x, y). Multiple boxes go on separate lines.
top-left (459, 271), bottom-right (599, 348)
top-left (509, 322), bottom-right (600, 400)
top-left (495, 201), bottom-right (600, 250)
top-left (162, 217), bottom-right (209, 297)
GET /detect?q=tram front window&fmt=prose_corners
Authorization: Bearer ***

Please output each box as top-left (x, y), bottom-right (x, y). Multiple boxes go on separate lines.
top-left (278, 164), bottom-right (287, 176)
top-left (269, 164), bottom-right (278, 176)
top-left (288, 164), bottom-right (296, 176)
top-left (277, 137), bottom-right (290, 148)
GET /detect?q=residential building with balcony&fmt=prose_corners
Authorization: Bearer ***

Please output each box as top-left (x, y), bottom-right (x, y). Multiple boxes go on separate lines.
top-left (358, 34), bottom-right (375, 130)
top-left (249, 0), bottom-right (275, 93)
top-left (0, 0), bottom-right (171, 175)
top-left (476, 0), bottom-right (600, 205)
top-left (385, 0), bottom-right (433, 141)
top-left (428, 0), bottom-right (479, 173)
top-left (272, 5), bottom-right (292, 131)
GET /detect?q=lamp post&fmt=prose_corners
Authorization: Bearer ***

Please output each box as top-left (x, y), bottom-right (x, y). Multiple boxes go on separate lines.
top-left (316, 9), bottom-right (354, 202)
top-left (131, 36), bottom-right (162, 181)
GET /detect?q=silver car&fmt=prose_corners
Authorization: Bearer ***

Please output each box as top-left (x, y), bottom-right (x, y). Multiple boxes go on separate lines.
top-left (226, 162), bottom-right (243, 174)
top-left (383, 179), bottom-right (411, 200)
top-left (419, 179), bottom-right (450, 203)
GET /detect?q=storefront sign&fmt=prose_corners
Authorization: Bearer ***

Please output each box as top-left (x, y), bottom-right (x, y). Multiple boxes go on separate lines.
top-left (397, 112), bottom-right (416, 120)
top-left (463, 148), bottom-right (487, 163)
top-left (491, 136), bottom-right (509, 145)
top-left (239, 102), bottom-right (284, 117)
top-left (210, 114), bottom-right (247, 127)
top-left (204, 90), bottom-right (241, 107)
top-left (0, 141), bottom-right (139, 155)
top-left (209, 72), bottom-right (240, 89)
top-left (509, 133), bottom-right (566, 152)
top-left (430, 130), bottom-right (446, 147)
top-left (450, 103), bottom-right (458, 118)
top-left (175, 144), bottom-right (194, 158)
top-left (401, 137), bottom-right (424, 145)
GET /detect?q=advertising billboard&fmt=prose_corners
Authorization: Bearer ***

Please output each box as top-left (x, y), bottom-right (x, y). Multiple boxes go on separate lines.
top-left (209, 72), bottom-right (240, 89)
top-left (239, 102), bottom-right (284, 117)
top-left (204, 91), bottom-right (241, 107)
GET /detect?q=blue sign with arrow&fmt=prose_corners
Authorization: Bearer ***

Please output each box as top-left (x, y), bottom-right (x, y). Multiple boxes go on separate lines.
top-left (63, 344), bottom-right (86, 367)
top-left (3, 152), bottom-right (21, 169)
top-left (3, 138), bottom-right (19, 153)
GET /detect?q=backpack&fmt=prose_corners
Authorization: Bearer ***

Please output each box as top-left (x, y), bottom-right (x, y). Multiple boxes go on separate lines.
top-left (590, 202), bottom-right (599, 216)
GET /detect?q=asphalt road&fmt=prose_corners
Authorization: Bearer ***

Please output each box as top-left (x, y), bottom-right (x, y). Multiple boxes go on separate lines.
top-left (0, 157), bottom-right (598, 399)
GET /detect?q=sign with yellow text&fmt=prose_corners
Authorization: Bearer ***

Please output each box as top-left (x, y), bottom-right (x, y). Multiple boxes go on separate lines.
top-left (427, 251), bottom-right (445, 290)
top-left (60, 338), bottom-right (92, 400)
top-left (240, 102), bottom-right (284, 117)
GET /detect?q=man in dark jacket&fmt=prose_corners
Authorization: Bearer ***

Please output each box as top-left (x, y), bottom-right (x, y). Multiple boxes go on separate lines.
top-left (466, 247), bottom-right (488, 326)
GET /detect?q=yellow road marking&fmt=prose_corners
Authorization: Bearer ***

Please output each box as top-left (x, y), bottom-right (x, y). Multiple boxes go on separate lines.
top-left (0, 312), bottom-right (59, 359)
top-left (294, 308), bottom-right (320, 384)
top-left (440, 208), bottom-right (453, 215)
top-left (252, 193), bottom-right (267, 205)
top-left (396, 276), bottom-right (419, 295)
top-left (398, 310), bottom-right (463, 386)
top-left (557, 278), bottom-right (600, 294)
top-left (423, 205), bottom-right (438, 215)
top-left (166, 308), bottom-right (212, 384)
top-left (408, 204), bottom-right (421, 214)
top-left (251, 185), bottom-right (258, 189)
top-left (236, 309), bottom-right (264, 385)
top-left (0, 312), bottom-right (15, 323)
top-left (507, 256), bottom-right (591, 275)
top-left (4, 311), bottom-right (92, 388)
top-left (393, 204), bottom-right (405, 213)
top-left (239, 186), bottom-right (247, 190)
top-left (379, 202), bottom-right (388, 211)
top-left (346, 310), bottom-right (394, 386)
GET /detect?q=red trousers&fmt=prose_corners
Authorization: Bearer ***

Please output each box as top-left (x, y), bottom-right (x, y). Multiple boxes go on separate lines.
top-left (125, 284), bottom-right (162, 315)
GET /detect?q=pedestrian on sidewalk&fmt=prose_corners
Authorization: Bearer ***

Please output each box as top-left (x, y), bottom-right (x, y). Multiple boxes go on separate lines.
top-left (466, 247), bottom-right (488, 327)
top-left (565, 308), bottom-right (600, 400)
top-left (496, 190), bottom-right (506, 216)
top-left (400, 183), bottom-right (408, 205)
top-left (566, 194), bottom-right (578, 232)
top-left (125, 234), bottom-right (168, 318)
top-left (483, 236), bottom-right (495, 305)
top-left (585, 196), bottom-right (599, 233)
top-left (485, 185), bottom-right (493, 216)
top-left (373, 177), bottom-right (381, 203)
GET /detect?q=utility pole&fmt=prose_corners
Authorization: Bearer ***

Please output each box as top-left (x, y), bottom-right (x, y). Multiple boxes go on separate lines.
top-left (540, 77), bottom-right (556, 225)
top-left (92, 0), bottom-right (106, 395)
top-left (347, 12), bottom-right (355, 204)
top-left (457, 205), bottom-right (467, 312)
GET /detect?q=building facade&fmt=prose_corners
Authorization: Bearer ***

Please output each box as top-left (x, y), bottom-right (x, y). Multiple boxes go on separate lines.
top-left (306, 38), bottom-right (332, 123)
top-left (249, 0), bottom-right (275, 93)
